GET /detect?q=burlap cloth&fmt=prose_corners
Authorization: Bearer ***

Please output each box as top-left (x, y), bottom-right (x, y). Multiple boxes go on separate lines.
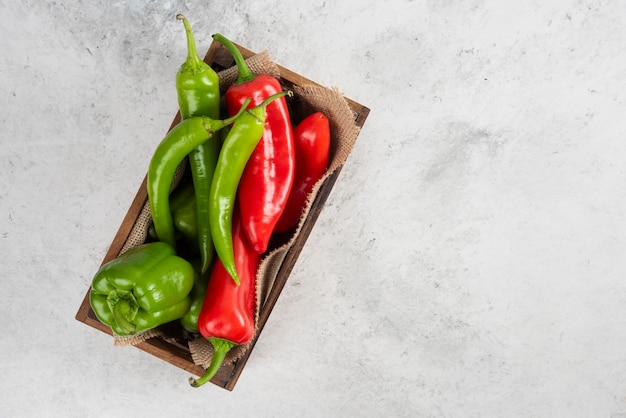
top-left (112, 51), bottom-right (361, 370)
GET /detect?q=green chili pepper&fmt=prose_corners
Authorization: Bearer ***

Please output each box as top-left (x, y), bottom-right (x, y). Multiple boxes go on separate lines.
top-left (180, 259), bottom-right (211, 334)
top-left (175, 14), bottom-right (221, 274)
top-left (147, 179), bottom-right (194, 245)
top-left (175, 14), bottom-right (219, 120)
top-left (209, 90), bottom-right (292, 285)
top-left (169, 178), bottom-right (198, 249)
top-left (148, 102), bottom-right (250, 250)
top-left (89, 242), bottom-right (195, 336)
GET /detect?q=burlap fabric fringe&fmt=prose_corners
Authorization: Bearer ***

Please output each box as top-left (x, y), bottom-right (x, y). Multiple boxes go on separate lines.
top-left (113, 51), bottom-right (361, 369)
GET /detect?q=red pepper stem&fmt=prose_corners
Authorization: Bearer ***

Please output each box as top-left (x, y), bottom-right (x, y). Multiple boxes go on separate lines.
top-left (176, 14), bottom-right (203, 70)
top-left (212, 33), bottom-right (255, 84)
top-left (202, 98), bottom-right (251, 133)
top-left (189, 337), bottom-right (237, 388)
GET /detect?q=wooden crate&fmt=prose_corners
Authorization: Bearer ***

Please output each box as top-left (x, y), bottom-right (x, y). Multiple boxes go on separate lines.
top-left (75, 40), bottom-right (370, 391)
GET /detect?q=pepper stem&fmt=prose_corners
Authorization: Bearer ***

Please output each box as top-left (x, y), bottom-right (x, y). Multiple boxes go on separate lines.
top-left (259, 90), bottom-right (292, 109)
top-left (176, 14), bottom-right (203, 71)
top-left (246, 91), bottom-right (292, 122)
top-left (189, 337), bottom-right (237, 388)
top-left (212, 33), bottom-right (255, 84)
top-left (201, 98), bottom-right (251, 136)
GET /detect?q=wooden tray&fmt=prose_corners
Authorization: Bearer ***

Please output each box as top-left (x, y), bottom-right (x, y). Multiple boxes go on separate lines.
top-left (75, 40), bottom-right (370, 391)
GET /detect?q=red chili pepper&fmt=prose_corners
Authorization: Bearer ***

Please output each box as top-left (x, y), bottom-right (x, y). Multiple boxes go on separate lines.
top-left (212, 33), bottom-right (295, 253)
top-left (274, 112), bottom-right (331, 233)
top-left (189, 207), bottom-right (259, 388)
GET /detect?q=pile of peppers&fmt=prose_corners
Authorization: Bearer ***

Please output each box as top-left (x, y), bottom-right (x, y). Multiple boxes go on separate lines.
top-left (89, 15), bottom-right (331, 388)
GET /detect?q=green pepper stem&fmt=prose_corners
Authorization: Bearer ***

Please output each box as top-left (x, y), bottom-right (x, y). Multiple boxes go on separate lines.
top-left (189, 337), bottom-right (237, 388)
top-left (212, 33), bottom-right (255, 84)
top-left (176, 14), bottom-right (203, 70)
top-left (246, 91), bottom-right (292, 122)
top-left (259, 90), bottom-right (292, 109)
top-left (201, 98), bottom-right (251, 135)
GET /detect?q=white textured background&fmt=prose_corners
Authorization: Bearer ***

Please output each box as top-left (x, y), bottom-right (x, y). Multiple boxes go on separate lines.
top-left (2, 0), bottom-right (626, 417)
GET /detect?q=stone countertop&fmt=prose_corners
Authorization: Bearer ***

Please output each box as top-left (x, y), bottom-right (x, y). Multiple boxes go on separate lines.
top-left (2, 1), bottom-right (626, 416)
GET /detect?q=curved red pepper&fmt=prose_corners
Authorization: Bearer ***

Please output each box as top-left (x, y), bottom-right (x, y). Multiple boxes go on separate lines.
top-left (189, 207), bottom-right (259, 388)
top-left (275, 112), bottom-right (331, 233)
top-left (213, 33), bottom-right (295, 254)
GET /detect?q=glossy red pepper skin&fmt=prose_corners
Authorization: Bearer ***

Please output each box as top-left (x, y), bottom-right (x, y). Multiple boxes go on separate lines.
top-left (198, 209), bottom-right (257, 343)
top-left (189, 208), bottom-right (259, 388)
top-left (213, 33), bottom-right (295, 254)
top-left (275, 112), bottom-right (331, 233)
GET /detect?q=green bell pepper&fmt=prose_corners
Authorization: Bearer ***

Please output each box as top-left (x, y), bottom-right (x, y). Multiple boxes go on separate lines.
top-left (89, 241), bottom-right (195, 336)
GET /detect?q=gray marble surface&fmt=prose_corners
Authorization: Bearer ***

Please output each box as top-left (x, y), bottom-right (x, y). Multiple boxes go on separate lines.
top-left (2, 0), bottom-right (626, 416)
